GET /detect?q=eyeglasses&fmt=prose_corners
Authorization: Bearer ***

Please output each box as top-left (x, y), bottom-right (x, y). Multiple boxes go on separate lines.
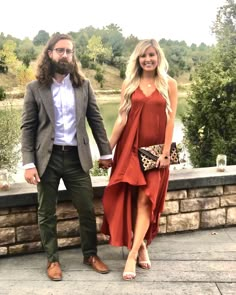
top-left (53, 48), bottom-right (74, 55)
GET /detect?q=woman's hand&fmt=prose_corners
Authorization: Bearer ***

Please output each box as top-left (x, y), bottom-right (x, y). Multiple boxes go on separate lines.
top-left (98, 158), bottom-right (112, 169)
top-left (156, 154), bottom-right (170, 169)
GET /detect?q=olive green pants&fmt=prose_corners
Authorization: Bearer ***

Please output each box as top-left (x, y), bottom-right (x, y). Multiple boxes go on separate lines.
top-left (37, 148), bottom-right (97, 262)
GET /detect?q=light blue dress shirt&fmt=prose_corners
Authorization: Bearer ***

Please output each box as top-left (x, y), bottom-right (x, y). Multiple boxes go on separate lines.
top-left (51, 74), bottom-right (77, 146)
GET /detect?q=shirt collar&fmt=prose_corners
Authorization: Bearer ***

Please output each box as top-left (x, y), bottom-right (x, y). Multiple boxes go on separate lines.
top-left (52, 74), bottom-right (71, 86)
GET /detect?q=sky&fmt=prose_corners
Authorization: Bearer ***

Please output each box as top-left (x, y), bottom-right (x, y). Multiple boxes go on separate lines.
top-left (1, 0), bottom-right (227, 46)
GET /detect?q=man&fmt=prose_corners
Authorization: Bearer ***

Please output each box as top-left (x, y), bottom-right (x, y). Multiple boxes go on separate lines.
top-left (21, 33), bottom-right (112, 281)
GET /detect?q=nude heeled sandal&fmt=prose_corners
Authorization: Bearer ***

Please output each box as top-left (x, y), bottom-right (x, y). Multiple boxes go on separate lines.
top-left (137, 243), bottom-right (151, 270)
top-left (122, 255), bottom-right (137, 281)
top-left (122, 271), bottom-right (136, 281)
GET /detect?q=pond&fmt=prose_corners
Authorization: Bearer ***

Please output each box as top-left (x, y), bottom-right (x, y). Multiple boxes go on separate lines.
top-left (8, 95), bottom-right (187, 182)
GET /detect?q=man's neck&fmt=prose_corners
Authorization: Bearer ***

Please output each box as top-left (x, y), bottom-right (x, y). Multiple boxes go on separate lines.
top-left (54, 73), bottom-right (67, 83)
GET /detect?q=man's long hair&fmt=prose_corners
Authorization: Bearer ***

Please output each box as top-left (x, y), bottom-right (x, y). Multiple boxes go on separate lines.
top-left (36, 33), bottom-right (85, 87)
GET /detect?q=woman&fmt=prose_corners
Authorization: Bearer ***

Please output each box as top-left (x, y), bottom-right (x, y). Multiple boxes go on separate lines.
top-left (100, 39), bottom-right (178, 280)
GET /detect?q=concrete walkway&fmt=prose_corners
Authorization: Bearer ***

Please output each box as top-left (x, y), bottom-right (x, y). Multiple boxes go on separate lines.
top-left (0, 227), bottom-right (236, 295)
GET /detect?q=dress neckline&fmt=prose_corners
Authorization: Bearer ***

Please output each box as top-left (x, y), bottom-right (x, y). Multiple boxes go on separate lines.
top-left (138, 86), bottom-right (157, 98)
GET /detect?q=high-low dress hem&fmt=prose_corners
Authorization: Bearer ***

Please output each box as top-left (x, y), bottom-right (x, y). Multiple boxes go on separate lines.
top-left (101, 87), bottom-right (169, 249)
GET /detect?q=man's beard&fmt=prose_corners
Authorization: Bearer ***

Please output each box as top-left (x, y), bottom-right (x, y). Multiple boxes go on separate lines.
top-left (51, 59), bottom-right (74, 75)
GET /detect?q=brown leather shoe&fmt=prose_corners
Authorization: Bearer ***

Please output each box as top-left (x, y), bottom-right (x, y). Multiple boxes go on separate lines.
top-left (47, 261), bottom-right (62, 281)
top-left (83, 255), bottom-right (110, 274)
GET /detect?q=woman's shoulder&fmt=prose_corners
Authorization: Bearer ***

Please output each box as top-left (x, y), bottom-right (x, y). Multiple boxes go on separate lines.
top-left (167, 75), bottom-right (177, 89)
top-left (122, 79), bottom-right (129, 87)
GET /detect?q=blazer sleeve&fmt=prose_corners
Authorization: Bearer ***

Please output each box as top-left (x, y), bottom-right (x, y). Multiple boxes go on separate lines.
top-left (85, 80), bottom-right (112, 156)
top-left (21, 82), bottom-right (39, 165)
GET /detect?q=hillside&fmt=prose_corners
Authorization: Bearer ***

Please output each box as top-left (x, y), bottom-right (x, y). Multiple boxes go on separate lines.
top-left (83, 65), bottom-right (123, 90)
top-left (0, 64), bottom-right (190, 103)
top-left (0, 64), bottom-right (124, 94)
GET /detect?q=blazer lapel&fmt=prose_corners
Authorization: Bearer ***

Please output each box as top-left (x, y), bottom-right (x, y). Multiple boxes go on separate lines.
top-left (39, 86), bottom-right (55, 124)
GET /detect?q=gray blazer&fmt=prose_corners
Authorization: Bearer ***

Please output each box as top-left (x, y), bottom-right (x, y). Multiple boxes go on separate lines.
top-left (21, 79), bottom-right (111, 177)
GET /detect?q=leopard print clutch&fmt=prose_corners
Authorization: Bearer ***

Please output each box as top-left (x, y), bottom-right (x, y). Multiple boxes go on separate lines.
top-left (138, 142), bottom-right (179, 172)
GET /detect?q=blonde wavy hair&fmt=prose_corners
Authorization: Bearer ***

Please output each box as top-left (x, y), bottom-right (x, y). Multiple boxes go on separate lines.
top-left (119, 39), bottom-right (171, 119)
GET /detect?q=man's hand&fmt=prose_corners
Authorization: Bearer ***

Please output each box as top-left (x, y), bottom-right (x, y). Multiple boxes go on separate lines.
top-left (98, 158), bottom-right (112, 169)
top-left (24, 168), bottom-right (40, 185)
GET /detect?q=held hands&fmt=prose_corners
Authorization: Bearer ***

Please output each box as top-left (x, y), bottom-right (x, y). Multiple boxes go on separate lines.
top-left (98, 158), bottom-right (112, 169)
top-left (156, 154), bottom-right (170, 169)
top-left (24, 168), bottom-right (40, 185)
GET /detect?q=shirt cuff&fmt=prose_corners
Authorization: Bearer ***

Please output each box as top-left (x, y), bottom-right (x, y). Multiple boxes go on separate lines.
top-left (22, 163), bottom-right (35, 169)
top-left (100, 154), bottom-right (112, 160)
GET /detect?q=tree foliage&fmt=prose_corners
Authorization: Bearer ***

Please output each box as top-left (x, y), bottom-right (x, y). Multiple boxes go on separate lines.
top-left (16, 38), bottom-right (37, 67)
top-left (0, 106), bottom-right (21, 173)
top-left (1, 24), bottom-right (213, 83)
top-left (87, 35), bottom-right (111, 63)
top-left (33, 30), bottom-right (50, 46)
top-left (16, 64), bottom-right (35, 86)
top-left (0, 40), bottom-right (20, 72)
top-left (0, 86), bottom-right (6, 100)
top-left (182, 0), bottom-right (236, 167)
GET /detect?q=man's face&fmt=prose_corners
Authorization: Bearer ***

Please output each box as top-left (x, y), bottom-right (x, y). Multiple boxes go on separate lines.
top-left (48, 39), bottom-right (74, 75)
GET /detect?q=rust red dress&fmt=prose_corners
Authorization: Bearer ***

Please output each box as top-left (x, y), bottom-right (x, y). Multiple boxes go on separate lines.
top-left (101, 87), bottom-right (169, 249)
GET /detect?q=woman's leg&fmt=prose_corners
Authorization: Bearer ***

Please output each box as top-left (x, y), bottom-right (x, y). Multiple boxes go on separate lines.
top-left (123, 188), bottom-right (152, 280)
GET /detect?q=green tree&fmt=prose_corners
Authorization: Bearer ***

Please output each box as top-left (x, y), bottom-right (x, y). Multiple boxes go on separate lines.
top-left (101, 24), bottom-right (125, 65)
top-left (33, 30), bottom-right (50, 46)
top-left (16, 38), bottom-right (37, 67)
top-left (182, 0), bottom-right (236, 167)
top-left (87, 35), bottom-right (112, 64)
top-left (94, 65), bottom-right (105, 88)
top-left (123, 34), bottom-right (139, 56)
top-left (0, 40), bottom-right (20, 72)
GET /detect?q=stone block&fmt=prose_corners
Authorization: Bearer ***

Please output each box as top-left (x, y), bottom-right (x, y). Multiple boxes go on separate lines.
top-left (167, 212), bottom-right (200, 232)
top-left (159, 216), bottom-right (167, 234)
top-left (166, 190), bottom-right (187, 201)
top-left (201, 208), bottom-right (226, 228)
top-left (227, 207), bottom-right (236, 225)
top-left (57, 220), bottom-right (80, 237)
top-left (16, 224), bottom-right (40, 242)
top-left (96, 216), bottom-right (103, 232)
top-left (58, 237), bottom-right (80, 248)
top-left (93, 198), bottom-right (104, 215)
top-left (188, 186), bottom-right (223, 198)
top-left (57, 202), bottom-right (78, 220)
top-left (221, 194), bottom-right (236, 207)
top-left (9, 241), bottom-right (42, 255)
top-left (224, 185), bottom-right (236, 195)
top-left (162, 201), bottom-right (179, 215)
top-left (0, 247), bottom-right (7, 256)
top-left (181, 197), bottom-right (220, 212)
top-left (0, 212), bottom-right (36, 227)
top-left (0, 227), bottom-right (15, 245)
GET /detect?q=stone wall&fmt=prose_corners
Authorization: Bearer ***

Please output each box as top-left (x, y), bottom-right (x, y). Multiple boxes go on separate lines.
top-left (159, 184), bottom-right (236, 234)
top-left (0, 166), bottom-right (236, 257)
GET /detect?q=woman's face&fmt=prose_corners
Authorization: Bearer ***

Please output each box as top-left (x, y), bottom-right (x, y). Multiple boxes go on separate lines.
top-left (139, 46), bottom-right (158, 72)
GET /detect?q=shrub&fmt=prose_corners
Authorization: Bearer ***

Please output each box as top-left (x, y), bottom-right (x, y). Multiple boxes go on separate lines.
top-left (119, 64), bottom-right (126, 79)
top-left (0, 86), bottom-right (6, 101)
top-left (182, 55), bottom-right (236, 167)
top-left (0, 106), bottom-right (21, 174)
top-left (94, 66), bottom-right (105, 88)
top-left (90, 160), bottom-right (108, 176)
top-left (16, 64), bottom-right (35, 86)
top-left (80, 54), bottom-right (90, 68)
